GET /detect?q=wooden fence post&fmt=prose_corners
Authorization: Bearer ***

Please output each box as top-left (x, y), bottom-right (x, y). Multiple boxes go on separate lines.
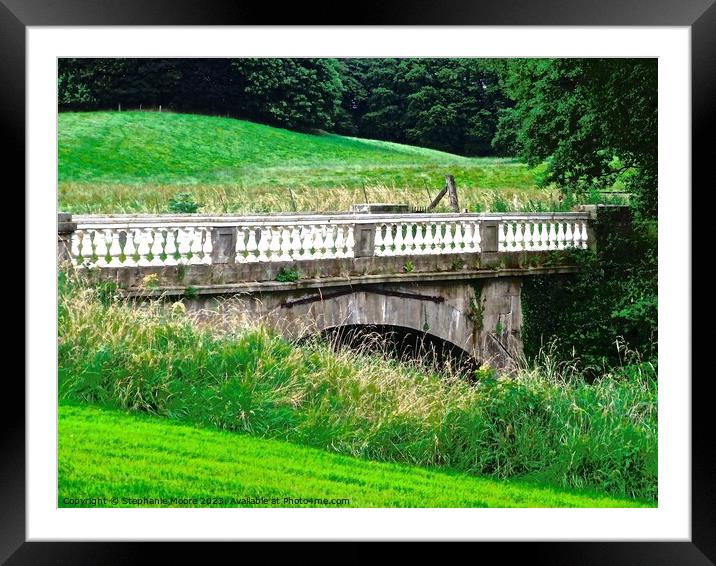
top-left (446, 175), bottom-right (459, 212)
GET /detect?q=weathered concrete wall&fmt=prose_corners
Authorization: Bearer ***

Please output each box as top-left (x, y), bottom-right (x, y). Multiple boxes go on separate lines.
top-left (181, 277), bottom-right (524, 370)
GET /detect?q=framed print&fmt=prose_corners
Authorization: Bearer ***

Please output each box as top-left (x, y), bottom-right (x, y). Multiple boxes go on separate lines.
top-left (7, 0), bottom-right (710, 562)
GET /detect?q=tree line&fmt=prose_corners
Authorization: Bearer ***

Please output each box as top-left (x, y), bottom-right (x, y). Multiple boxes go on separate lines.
top-left (59, 57), bottom-right (656, 217)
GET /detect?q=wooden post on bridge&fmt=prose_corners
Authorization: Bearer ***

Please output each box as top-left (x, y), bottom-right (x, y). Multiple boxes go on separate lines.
top-left (426, 175), bottom-right (460, 212)
top-left (446, 175), bottom-right (459, 212)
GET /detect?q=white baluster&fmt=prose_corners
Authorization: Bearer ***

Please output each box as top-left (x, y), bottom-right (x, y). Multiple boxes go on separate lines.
top-left (201, 228), bottom-right (213, 264)
top-left (574, 222), bottom-right (585, 249)
top-left (383, 223), bottom-right (395, 255)
top-left (523, 223), bottom-right (533, 251)
top-left (323, 225), bottom-right (336, 259)
top-left (498, 223), bottom-right (506, 252)
top-left (134, 228), bottom-right (151, 266)
top-left (246, 227), bottom-right (260, 262)
top-left (268, 227), bottom-right (281, 261)
top-left (580, 221), bottom-right (589, 249)
top-left (112, 229), bottom-right (127, 266)
top-left (149, 229), bottom-right (165, 266)
top-left (505, 223), bottom-right (515, 251)
top-left (548, 223), bottom-right (558, 250)
top-left (173, 227), bottom-right (189, 265)
top-left (473, 221), bottom-right (482, 252)
top-left (514, 222), bottom-right (524, 252)
top-left (443, 222), bottom-right (454, 251)
top-left (334, 225), bottom-right (346, 258)
top-left (374, 223), bottom-right (385, 256)
top-left (312, 226), bottom-right (325, 260)
top-left (431, 222), bottom-right (443, 254)
top-left (564, 222), bottom-right (574, 249)
top-left (121, 229), bottom-right (137, 266)
top-left (290, 226), bottom-right (302, 260)
top-left (345, 225), bottom-right (355, 257)
top-left (462, 222), bottom-right (474, 253)
top-left (539, 222), bottom-right (550, 251)
top-left (255, 227), bottom-right (270, 262)
top-left (556, 222), bottom-right (566, 250)
top-left (404, 222), bottom-right (415, 255)
top-left (393, 223), bottom-right (405, 255)
top-left (300, 225), bottom-right (313, 260)
top-left (413, 223), bottom-right (425, 254)
top-left (163, 229), bottom-right (178, 266)
top-left (280, 227), bottom-right (292, 261)
top-left (235, 227), bottom-right (247, 263)
top-left (93, 230), bottom-right (110, 266)
top-left (77, 230), bottom-right (93, 265)
top-left (70, 231), bottom-right (81, 264)
top-left (453, 222), bottom-right (464, 251)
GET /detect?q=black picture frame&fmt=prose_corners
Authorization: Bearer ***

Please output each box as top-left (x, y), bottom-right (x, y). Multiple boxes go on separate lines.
top-left (7, 0), bottom-right (708, 563)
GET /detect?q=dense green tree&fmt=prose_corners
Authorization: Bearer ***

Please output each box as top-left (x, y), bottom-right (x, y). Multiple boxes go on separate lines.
top-left (494, 58), bottom-right (657, 218)
top-left (231, 59), bottom-right (344, 131)
top-left (498, 59), bottom-right (658, 366)
top-left (336, 58), bottom-right (511, 156)
top-left (58, 59), bottom-right (181, 110)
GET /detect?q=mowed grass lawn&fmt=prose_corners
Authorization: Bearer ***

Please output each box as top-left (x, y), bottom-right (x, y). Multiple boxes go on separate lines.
top-left (58, 111), bottom-right (555, 214)
top-left (58, 402), bottom-right (652, 508)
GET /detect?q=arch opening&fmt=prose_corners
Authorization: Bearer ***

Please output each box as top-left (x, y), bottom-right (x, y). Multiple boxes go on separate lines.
top-left (309, 324), bottom-right (479, 377)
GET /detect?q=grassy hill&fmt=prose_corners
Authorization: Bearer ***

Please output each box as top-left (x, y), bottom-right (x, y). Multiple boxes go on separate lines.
top-left (59, 402), bottom-right (650, 508)
top-left (58, 111), bottom-right (556, 213)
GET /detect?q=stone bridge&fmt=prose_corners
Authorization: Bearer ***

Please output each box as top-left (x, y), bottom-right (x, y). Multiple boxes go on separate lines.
top-left (58, 205), bottom-right (607, 369)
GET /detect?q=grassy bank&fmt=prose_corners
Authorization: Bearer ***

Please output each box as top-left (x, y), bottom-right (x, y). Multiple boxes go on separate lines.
top-left (58, 111), bottom-right (560, 213)
top-left (58, 276), bottom-right (658, 501)
top-left (59, 402), bottom-right (651, 508)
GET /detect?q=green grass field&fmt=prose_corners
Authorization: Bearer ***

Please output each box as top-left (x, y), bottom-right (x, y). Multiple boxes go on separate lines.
top-left (58, 402), bottom-right (651, 508)
top-left (58, 111), bottom-right (560, 213)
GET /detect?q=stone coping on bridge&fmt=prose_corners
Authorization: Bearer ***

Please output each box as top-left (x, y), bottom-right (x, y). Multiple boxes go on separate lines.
top-left (71, 211), bottom-right (592, 223)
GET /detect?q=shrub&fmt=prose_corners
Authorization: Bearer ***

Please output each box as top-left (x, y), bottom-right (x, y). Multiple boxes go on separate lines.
top-left (168, 192), bottom-right (201, 213)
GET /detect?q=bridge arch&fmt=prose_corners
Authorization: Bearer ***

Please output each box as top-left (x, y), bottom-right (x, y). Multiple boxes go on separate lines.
top-left (316, 323), bottom-right (479, 374)
top-left (266, 284), bottom-right (478, 362)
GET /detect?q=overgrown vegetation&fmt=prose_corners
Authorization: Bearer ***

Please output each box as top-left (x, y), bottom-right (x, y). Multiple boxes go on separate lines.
top-left (58, 274), bottom-right (657, 501)
top-left (522, 216), bottom-right (657, 373)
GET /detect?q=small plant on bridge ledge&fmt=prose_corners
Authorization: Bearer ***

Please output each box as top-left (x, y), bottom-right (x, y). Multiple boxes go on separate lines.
top-left (168, 192), bottom-right (201, 214)
top-left (403, 260), bottom-right (415, 273)
top-left (450, 258), bottom-right (465, 271)
top-left (495, 321), bottom-right (505, 335)
top-left (276, 267), bottom-right (300, 282)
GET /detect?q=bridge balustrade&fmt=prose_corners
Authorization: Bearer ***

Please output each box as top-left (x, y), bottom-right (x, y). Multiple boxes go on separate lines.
top-left (65, 212), bottom-right (590, 268)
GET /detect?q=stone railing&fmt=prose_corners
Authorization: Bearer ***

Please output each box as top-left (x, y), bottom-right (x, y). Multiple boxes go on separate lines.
top-left (60, 212), bottom-right (590, 268)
